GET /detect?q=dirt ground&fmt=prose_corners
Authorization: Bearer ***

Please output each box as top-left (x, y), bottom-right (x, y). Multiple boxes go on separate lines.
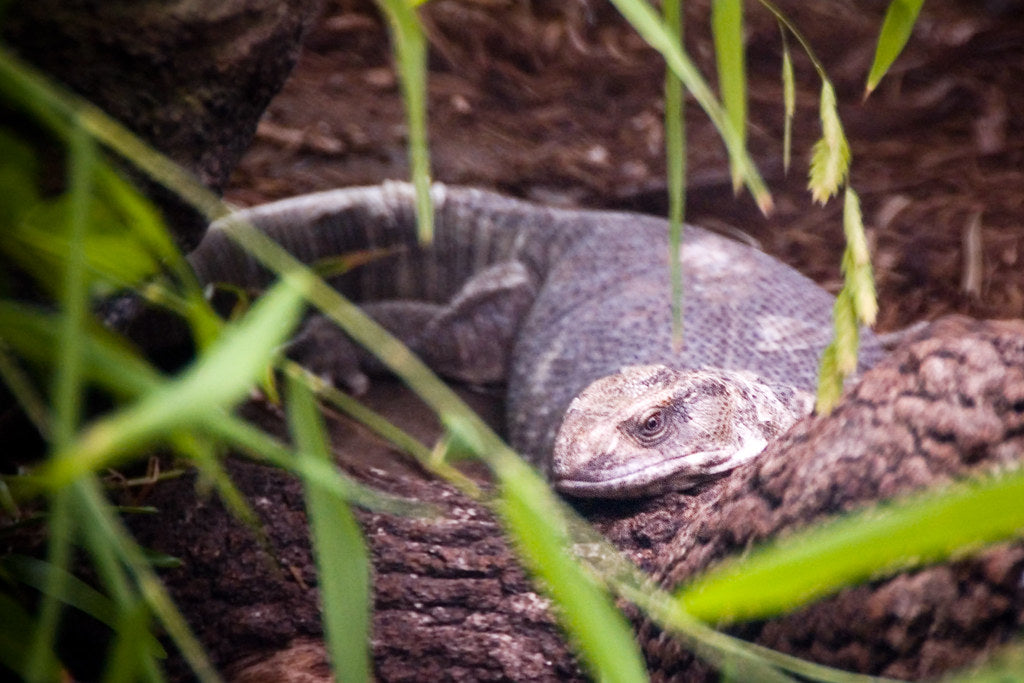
top-left (134, 0), bottom-right (1024, 678)
top-left (226, 0), bottom-right (1024, 333)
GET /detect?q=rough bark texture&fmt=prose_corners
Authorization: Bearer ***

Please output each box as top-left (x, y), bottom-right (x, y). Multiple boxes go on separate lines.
top-left (125, 317), bottom-right (1024, 681)
top-left (590, 317), bottom-right (1024, 680)
top-left (129, 392), bottom-right (585, 682)
top-left (2, 0), bottom-right (323, 249)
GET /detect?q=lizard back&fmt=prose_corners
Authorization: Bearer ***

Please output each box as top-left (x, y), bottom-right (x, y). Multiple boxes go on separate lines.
top-left (190, 182), bottom-right (881, 470)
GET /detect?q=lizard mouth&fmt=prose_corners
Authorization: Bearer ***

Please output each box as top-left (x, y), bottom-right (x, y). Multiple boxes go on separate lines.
top-left (553, 449), bottom-right (734, 499)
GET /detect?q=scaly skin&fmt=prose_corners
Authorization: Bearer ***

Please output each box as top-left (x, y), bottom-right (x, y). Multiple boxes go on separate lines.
top-left (190, 182), bottom-right (880, 495)
top-left (551, 365), bottom-right (813, 498)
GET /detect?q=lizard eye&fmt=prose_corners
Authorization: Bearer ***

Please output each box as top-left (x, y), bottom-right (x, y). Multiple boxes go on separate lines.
top-left (636, 408), bottom-right (668, 442)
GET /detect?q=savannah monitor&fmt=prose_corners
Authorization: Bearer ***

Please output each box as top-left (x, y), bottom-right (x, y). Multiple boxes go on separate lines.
top-left (189, 182), bottom-right (881, 498)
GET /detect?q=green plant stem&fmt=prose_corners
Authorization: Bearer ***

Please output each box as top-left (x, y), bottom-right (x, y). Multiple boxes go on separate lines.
top-left (663, 0), bottom-right (686, 349)
top-left (26, 121), bottom-right (96, 683)
top-left (374, 0), bottom-right (433, 242)
top-left (608, 0), bottom-right (772, 213)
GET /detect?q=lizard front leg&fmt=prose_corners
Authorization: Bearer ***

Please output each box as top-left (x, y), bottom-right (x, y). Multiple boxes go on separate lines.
top-left (287, 260), bottom-right (537, 392)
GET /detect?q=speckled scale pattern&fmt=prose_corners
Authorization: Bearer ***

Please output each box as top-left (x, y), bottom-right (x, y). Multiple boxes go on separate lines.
top-left (191, 182), bottom-right (882, 468)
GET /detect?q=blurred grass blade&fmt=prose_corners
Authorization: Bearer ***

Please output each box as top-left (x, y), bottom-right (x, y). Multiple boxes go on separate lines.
top-left (75, 481), bottom-right (170, 680)
top-left (0, 301), bottom-right (421, 516)
top-left (609, 0), bottom-right (772, 213)
top-left (374, 0), bottom-right (433, 242)
top-left (940, 641), bottom-right (1024, 682)
top-left (5, 161), bottom-right (178, 298)
top-left (865, 0), bottom-right (924, 96)
top-left (27, 121), bottom-right (95, 683)
top-left (101, 600), bottom-right (157, 683)
top-left (0, 592), bottom-right (61, 682)
top-left (74, 479), bottom-right (165, 683)
top-left (4, 555), bottom-right (124, 633)
top-left (197, 408), bottom-right (428, 517)
top-left (493, 455), bottom-right (649, 683)
top-left (287, 375), bottom-right (372, 683)
top-left (711, 0), bottom-right (747, 193)
top-left (816, 188), bottom-right (876, 413)
top-left (814, 337), bottom-right (844, 415)
top-left (0, 128), bottom-right (42, 221)
top-left (808, 81), bottom-right (850, 204)
top-left (0, 300), bottom-right (161, 398)
top-left (0, 45), bottom-right (228, 224)
top-left (41, 279), bottom-right (304, 487)
top-left (780, 27), bottom-right (795, 173)
top-left (53, 122), bottom-right (93, 448)
top-left (74, 477), bottom-right (219, 683)
top-left (663, 0), bottom-right (686, 349)
top-left (288, 362), bottom-right (433, 463)
top-left (676, 469), bottom-right (1024, 624)
top-left (24, 490), bottom-right (73, 683)
top-left (179, 431), bottom-right (265, 542)
top-left (841, 187), bottom-right (877, 327)
top-left (0, 344), bottom-right (51, 437)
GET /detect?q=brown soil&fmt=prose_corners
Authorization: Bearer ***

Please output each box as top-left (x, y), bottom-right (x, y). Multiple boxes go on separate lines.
top-left (226, 0), bottom-right (1024, 332)
top-left (139, 0), bottom-right (1024, 679)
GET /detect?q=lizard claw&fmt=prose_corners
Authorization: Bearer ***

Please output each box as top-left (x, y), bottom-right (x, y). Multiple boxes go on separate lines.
top-left (286, 315), bottom-right (371, 396)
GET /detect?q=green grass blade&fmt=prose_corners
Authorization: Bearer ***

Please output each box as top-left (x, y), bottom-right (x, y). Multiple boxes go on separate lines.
top-left (711, 0), bottom-right (748, 193)
top-left (0, 301), bottom-right (164, 398)
top-left (287, 375), bottom-right (372, 683)
top-left (75, 477), bottom-right (220, 683)
top-left (814, 338), bottom-right (844, 415)
top-left (493, 455), bottom-right (649, 683)
top-left (940, 641), bottom-right (1024, 682)
top-left (808, 81), bottom-right (850, 204)
top-left (609, 0), bottom-right (772, 213)
top-left (676, 469), bottom-right (1024, 624)
top-left (24, 490), bottom-right (73, 683)
top-left (40, 279), bottom-right (303, 487)
top-left (841, 187), bottom-right (877, 327)
top-left (3, 161), bottom-right (184, 302)
top-left (663, 0), bottom-right (686, 349)
top-left (52, 120), bottom-right (93, 448)
top-left (865, 0), bottom-right (924, 96)
top-left (197, 409), bottom-right (429, 517)
top-left (101, 600), bottom-right (159, 683)
top-left (0, 592), bottom-right (61, 682)
top-left (780, 27), bottom-right (795, 174)
top-left (4, 555), bottom-right (121, 631)
top-left (287, 362), bottom-right (433, 463)
top-left (0, 321), bottom-right (53, 438)
top-left (374, 0), bottom-right (433, 242)
top-left (76, 485), bottom-right (168, 677)
top-left (816, 187), bottom-right (876, 413)
top-left (26, 121), bottom-right (95, 683)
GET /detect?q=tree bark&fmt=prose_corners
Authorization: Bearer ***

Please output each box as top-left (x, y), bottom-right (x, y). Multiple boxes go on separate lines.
top-left (127, 317), bottom-right (1024, 680)
top-left (3, 0), bottom-right (323, 250)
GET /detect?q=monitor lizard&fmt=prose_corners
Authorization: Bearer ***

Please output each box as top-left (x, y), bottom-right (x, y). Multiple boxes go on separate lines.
top-left (189, 182), bottom-right (881, 498)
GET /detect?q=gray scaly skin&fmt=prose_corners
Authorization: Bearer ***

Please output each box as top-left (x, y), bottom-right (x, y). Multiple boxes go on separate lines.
top-left (190, 182), bottom-right (881, 497)
top-left (552, 365), bottom-right (814, 498)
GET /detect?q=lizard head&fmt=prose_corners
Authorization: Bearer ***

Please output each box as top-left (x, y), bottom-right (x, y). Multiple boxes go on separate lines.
top-left (551, 364), bottom-right (812, 499)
